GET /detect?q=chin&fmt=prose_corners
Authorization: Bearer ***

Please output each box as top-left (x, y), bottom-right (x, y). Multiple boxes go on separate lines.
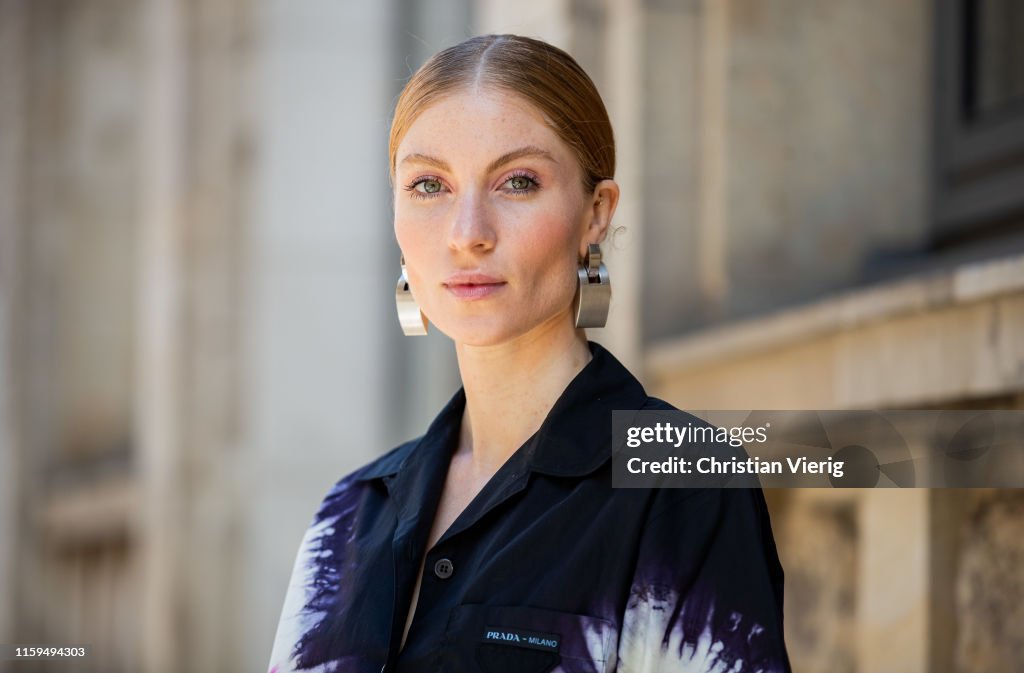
top-left (450, 328), bottom-right (520, 348)
top-left (429, 314), bottom-right (522, 347)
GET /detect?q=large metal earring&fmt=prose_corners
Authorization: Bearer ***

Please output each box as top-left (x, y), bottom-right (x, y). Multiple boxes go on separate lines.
top-left (396, 255), bottom-right (428, 336)
top-left (573, 243), bottom-right (611, 328)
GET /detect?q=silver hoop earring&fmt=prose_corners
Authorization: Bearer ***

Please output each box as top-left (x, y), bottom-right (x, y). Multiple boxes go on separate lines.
top-left (574, 243), bottom-right (611, 328)
top-left (396, 255), bottom-right (428, 336)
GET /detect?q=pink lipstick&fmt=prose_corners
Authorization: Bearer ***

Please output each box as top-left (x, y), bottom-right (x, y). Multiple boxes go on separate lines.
top-left (443, 272), bottom-right (507, 300)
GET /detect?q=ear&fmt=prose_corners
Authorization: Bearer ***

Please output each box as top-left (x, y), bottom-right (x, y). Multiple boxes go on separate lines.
top-left (579, 179), bottom-right (620, 259)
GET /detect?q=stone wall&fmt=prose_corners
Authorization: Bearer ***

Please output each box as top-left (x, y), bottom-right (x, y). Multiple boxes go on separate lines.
top-left (954, 491), bottom-right (1024, 673)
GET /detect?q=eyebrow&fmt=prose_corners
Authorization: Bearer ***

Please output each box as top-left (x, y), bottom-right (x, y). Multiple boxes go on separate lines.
top-left (398, 145), bottom-right (557, 174)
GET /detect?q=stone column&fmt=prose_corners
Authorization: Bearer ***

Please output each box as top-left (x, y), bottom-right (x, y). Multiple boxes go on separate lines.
top-left (603, 0), bottom-right (644, 373)
top-left (136, 0), bottom-right (187, 671)
top-left (858, 489), bottom-right (930, 672)
top-left (0, 0), bottom-right (27, 651)
top-left (245, 2), bottom-right (399, 670)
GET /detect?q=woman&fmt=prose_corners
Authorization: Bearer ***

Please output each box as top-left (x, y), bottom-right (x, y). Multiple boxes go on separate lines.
top-left (268, 34), bottom-right (792, 673)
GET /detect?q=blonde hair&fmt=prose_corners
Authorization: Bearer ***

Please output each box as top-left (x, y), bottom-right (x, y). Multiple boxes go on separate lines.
top-left (389, 34), bottom-right (615, 193)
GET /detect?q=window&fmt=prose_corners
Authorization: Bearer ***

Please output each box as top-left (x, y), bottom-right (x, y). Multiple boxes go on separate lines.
top-left (934, 0), bottom-right (1024, 243)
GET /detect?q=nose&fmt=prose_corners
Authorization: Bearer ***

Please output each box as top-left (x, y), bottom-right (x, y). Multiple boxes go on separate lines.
top-left (448, 190), bottom-right (496, 254)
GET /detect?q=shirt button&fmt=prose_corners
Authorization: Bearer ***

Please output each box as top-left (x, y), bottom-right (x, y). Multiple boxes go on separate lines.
top-left (433, 557), bottom-right (454, 579)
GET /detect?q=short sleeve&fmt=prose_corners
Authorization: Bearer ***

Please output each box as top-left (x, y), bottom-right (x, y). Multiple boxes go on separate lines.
top-left (615, 487), bottom-right (792, 673)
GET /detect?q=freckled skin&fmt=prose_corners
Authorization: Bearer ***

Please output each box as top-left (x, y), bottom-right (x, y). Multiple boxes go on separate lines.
top-left (393, 88), bottom-right (602, 347)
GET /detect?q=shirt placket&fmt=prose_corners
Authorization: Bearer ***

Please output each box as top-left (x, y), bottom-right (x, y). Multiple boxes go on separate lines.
top-left (379, 437), bottom-right (536, 673)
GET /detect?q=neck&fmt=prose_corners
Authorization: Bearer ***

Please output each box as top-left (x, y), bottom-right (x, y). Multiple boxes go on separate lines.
top-left (453, 317), bottom-right (593, 475)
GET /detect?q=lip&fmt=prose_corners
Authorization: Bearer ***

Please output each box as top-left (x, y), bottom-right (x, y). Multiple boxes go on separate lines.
top-left (443, 272), bottom-right (505, 285)
top-left (443, 272), bottom-right (507, 300)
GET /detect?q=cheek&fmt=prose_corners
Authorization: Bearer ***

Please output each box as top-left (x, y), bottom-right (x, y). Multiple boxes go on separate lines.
top-left (393, 200), bottom-right (421, 247)
top-left (394, 212), bottom-right (437, 300)
top-left (517, 215), bottom-right (581, 296)
top-left (394, 204), bottom-right (440, 261)
top-left (394, 214), bottom-right (414, 255)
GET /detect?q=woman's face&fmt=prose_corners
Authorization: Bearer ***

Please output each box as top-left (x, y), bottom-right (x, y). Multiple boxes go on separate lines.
top-left (393, 88), bottom-right (611, 347)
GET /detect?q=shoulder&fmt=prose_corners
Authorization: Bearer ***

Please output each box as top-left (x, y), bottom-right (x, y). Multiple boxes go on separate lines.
top-left (634, 394), bottom-right (721, 449)
top-left (306, 437), bottom-right (420, 523)
top-left (349, 436), bottom-right (420, 482)
top-left (637, 394), bottom-right (715, 428)
top-left (639, 394), bottom-right (675, 411)
top-left (630, 397), bottom-right (771, 521)
top-left (629, 392), bottom-right (677, 425)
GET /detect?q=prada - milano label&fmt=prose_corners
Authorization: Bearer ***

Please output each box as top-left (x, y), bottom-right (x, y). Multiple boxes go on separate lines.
top-left (481, 627), bottom-right (561, 652)
top-left (610, 410), bottom-right (1024, 488)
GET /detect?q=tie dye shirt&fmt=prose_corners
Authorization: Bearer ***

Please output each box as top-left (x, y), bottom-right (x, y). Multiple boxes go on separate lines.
top-left (267, 340), bottom-right (793, 673)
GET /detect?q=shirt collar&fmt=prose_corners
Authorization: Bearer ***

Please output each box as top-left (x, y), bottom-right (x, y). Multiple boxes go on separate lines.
top-left (352, 339), bottom-right (649, 483)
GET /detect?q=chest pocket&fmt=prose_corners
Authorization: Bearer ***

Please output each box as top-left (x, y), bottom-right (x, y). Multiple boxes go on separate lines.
top-left (441, 604), bottom-right (616, 673)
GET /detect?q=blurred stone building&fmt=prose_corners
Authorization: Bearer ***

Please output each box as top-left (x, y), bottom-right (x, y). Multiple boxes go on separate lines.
top-left (0, 1), bottom-right (1022, 672)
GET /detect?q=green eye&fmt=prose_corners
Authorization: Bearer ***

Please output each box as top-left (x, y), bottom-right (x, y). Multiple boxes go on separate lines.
top-left (419, 179), bottom-right (442, 194)
top-left (508, 176), bottom-right (532, 190)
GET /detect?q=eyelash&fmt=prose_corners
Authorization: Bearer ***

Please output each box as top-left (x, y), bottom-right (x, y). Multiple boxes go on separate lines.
top-left (403, 175), bottom-right (445, 201)
top-left (402, 171), bottom-right (542, 200)
top-left (502, 170), bottom-right (541, 195)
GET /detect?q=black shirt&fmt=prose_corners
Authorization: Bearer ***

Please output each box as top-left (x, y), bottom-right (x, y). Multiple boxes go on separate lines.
top-left (267, 340), bottom-right (793, 673)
